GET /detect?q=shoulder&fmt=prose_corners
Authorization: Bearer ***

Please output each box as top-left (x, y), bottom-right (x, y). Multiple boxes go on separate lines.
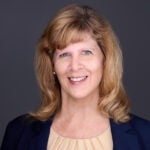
top-left (2, 114), bottom-right (50, 136)
top-left (3, 114), bottom-right (29, 136)
top-left (129, 114), bottom-right (150, 130)
top-left (111, 114), bottom-right (150, 135)
top-left (129, 114), bottom-right (150, 142)
top-left (4, 114), bottom-right (37, 133)
top-left (6, 114), bottom-right (29, 127)
top-left (111, 114), bottom-right (150, 149)
top-left (1, 114), bottom-right (42, 150)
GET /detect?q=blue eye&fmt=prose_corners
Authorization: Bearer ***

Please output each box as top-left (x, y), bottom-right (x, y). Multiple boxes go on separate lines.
top-left (59, 52), bottom-right (70, 58)
top-left (82, 50), bottom-right (92, 55)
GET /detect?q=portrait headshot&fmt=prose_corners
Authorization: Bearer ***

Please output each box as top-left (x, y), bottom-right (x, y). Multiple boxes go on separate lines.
top-left (0, 1), bottom-right (150, 150)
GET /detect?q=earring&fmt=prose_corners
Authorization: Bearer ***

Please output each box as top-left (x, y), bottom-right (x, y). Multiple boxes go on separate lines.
top-left (53, 71), bottom-right (56, 75)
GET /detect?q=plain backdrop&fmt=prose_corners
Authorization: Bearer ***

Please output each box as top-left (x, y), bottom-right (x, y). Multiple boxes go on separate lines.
top-left (0, 0), bottom-right (150, 145)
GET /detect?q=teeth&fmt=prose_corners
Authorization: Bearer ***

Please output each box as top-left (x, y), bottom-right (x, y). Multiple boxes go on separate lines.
top-left (70, 76), bottom-right (86, 82)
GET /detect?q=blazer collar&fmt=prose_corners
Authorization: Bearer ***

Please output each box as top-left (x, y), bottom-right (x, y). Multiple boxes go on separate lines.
top-left (110, 119), bottom-right (142, 150)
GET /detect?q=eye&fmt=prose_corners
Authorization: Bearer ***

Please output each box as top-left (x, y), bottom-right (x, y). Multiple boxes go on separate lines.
top-left (59, 52), bottom-right (70, 58)
top-left (82, 50), bottom-right (93, 55)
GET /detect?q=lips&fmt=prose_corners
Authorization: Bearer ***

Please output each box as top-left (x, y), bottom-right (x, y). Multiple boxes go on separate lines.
top-left (68, 76), bottom-right (88, 82)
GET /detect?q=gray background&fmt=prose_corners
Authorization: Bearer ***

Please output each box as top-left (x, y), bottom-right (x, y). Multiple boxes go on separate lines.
top-left (0, 0), bottom-right (150, 145)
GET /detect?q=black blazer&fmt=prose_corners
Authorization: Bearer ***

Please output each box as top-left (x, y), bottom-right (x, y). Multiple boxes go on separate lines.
top-left (1, 114), bottom-right (150, 150)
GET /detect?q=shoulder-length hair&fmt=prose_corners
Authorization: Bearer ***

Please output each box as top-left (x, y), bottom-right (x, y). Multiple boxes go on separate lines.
top-left (31, 5), bottom-right (130, 122)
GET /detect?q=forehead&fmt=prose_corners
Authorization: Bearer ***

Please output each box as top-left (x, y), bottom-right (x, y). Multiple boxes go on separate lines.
top-left (52, 28), bottom-right (96, 51)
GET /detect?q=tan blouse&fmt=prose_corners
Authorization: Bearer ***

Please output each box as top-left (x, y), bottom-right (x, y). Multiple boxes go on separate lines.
top-left (47, 127), bottom-right (113, 150)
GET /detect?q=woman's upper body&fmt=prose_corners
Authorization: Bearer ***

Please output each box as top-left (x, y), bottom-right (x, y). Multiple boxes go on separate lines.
top-left (1, 114), bottom-right (150, 150)
top-left (1, 4), bottom-right (150, 150)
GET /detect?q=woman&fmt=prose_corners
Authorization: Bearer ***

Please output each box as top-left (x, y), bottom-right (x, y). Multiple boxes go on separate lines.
top-left (1, 4), bottom-right (150, 150)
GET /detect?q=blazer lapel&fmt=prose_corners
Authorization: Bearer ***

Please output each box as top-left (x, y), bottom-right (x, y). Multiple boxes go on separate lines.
top-left (28, 118), bottom-right (53, 150)
top-left (110, 119), bottom-right (142, 150)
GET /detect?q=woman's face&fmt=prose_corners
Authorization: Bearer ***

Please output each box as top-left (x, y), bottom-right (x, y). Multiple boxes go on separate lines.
top-left (53, 35), bottom-right (104, 100)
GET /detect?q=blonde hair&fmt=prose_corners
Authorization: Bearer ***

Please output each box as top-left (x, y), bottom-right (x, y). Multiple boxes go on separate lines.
top-left (31, 5), bottom-right (130, 122)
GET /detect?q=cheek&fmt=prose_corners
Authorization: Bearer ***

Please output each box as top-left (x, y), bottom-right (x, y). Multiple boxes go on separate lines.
top-left (54, 61), bottom-right (67, 76)
top-left (91, 60), bottom-right (104, 80)
top-left (95, 67), bottom-right (103, 80)
top-left (91, 58), bottom-right (103, 72)
top-left (54, 64), bottom-right (66, 85)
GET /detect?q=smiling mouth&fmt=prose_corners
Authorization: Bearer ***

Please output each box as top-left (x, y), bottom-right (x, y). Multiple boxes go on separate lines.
top-left (69, 76), bottom-right (88, 82)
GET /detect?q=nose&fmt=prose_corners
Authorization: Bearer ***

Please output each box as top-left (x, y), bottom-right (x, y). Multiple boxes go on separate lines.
top-left (69, 55), bottom-right (82, 72)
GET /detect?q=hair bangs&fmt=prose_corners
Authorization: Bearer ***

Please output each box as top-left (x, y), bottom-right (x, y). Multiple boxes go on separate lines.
top-left (51, 21), bottom-right (93, 50)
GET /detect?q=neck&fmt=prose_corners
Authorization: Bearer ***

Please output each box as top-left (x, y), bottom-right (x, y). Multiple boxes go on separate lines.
top-left (52, 95), bottom-right (110, 138)
top-left (56, 94), bottom-right (105, 122)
